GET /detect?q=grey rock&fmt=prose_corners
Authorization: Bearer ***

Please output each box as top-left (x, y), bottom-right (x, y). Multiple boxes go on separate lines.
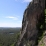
top-left (15, 0), bottom-right (45, 46)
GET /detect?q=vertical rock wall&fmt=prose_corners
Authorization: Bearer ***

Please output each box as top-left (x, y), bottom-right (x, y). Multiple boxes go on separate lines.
top-left (15, 0), bottom-right (45, 46)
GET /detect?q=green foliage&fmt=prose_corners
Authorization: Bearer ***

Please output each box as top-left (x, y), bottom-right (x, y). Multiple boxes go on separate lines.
top-left (40, 41), bottom-right (44, 46)
top-left (38, 32), bottom-right (44, 43)
top-left (11, 44), bottom-right (14, 46)
top-left (0, 44), bottom-right (2, 46)
top-left (45, 9), bottom-right (46, 14)
top-left (40, 25), bottom-right (43, 29)
top-left (35, 9), bottom-right (45, 45)
top-left (0, 28), bottom-right (20, 46)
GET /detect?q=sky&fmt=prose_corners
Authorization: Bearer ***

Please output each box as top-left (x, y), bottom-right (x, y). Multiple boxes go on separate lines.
top-left (0, 0), bottom-right (32, 27)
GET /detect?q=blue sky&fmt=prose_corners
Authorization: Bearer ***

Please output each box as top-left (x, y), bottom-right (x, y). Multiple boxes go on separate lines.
top-left (0, 0), bottom-right (32, 27)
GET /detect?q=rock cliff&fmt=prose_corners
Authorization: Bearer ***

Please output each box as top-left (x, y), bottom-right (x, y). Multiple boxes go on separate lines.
top-left (15, 0), bottom-right (45, 46)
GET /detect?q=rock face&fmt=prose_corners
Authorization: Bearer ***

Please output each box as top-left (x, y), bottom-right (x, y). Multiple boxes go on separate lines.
top-left (15, 0), bottom-right (45, 46)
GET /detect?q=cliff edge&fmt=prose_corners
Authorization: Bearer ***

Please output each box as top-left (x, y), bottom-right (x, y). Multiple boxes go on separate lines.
top-left (15, 0), bottom-right (45, 46)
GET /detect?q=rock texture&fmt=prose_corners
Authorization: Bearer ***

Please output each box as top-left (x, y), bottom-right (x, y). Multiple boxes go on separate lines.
top-left (15, 0), bottom-right (45, 46)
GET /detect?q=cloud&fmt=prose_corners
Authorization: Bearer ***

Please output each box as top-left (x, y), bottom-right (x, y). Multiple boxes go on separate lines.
top-left (5, 16), bottom-right (18, 20)
top-left (15, 0), bottom-right (32, 2)
top-left (6, 16), bottom-right (15, 18)
top-left (23, 0), bottom-right (32, 2)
